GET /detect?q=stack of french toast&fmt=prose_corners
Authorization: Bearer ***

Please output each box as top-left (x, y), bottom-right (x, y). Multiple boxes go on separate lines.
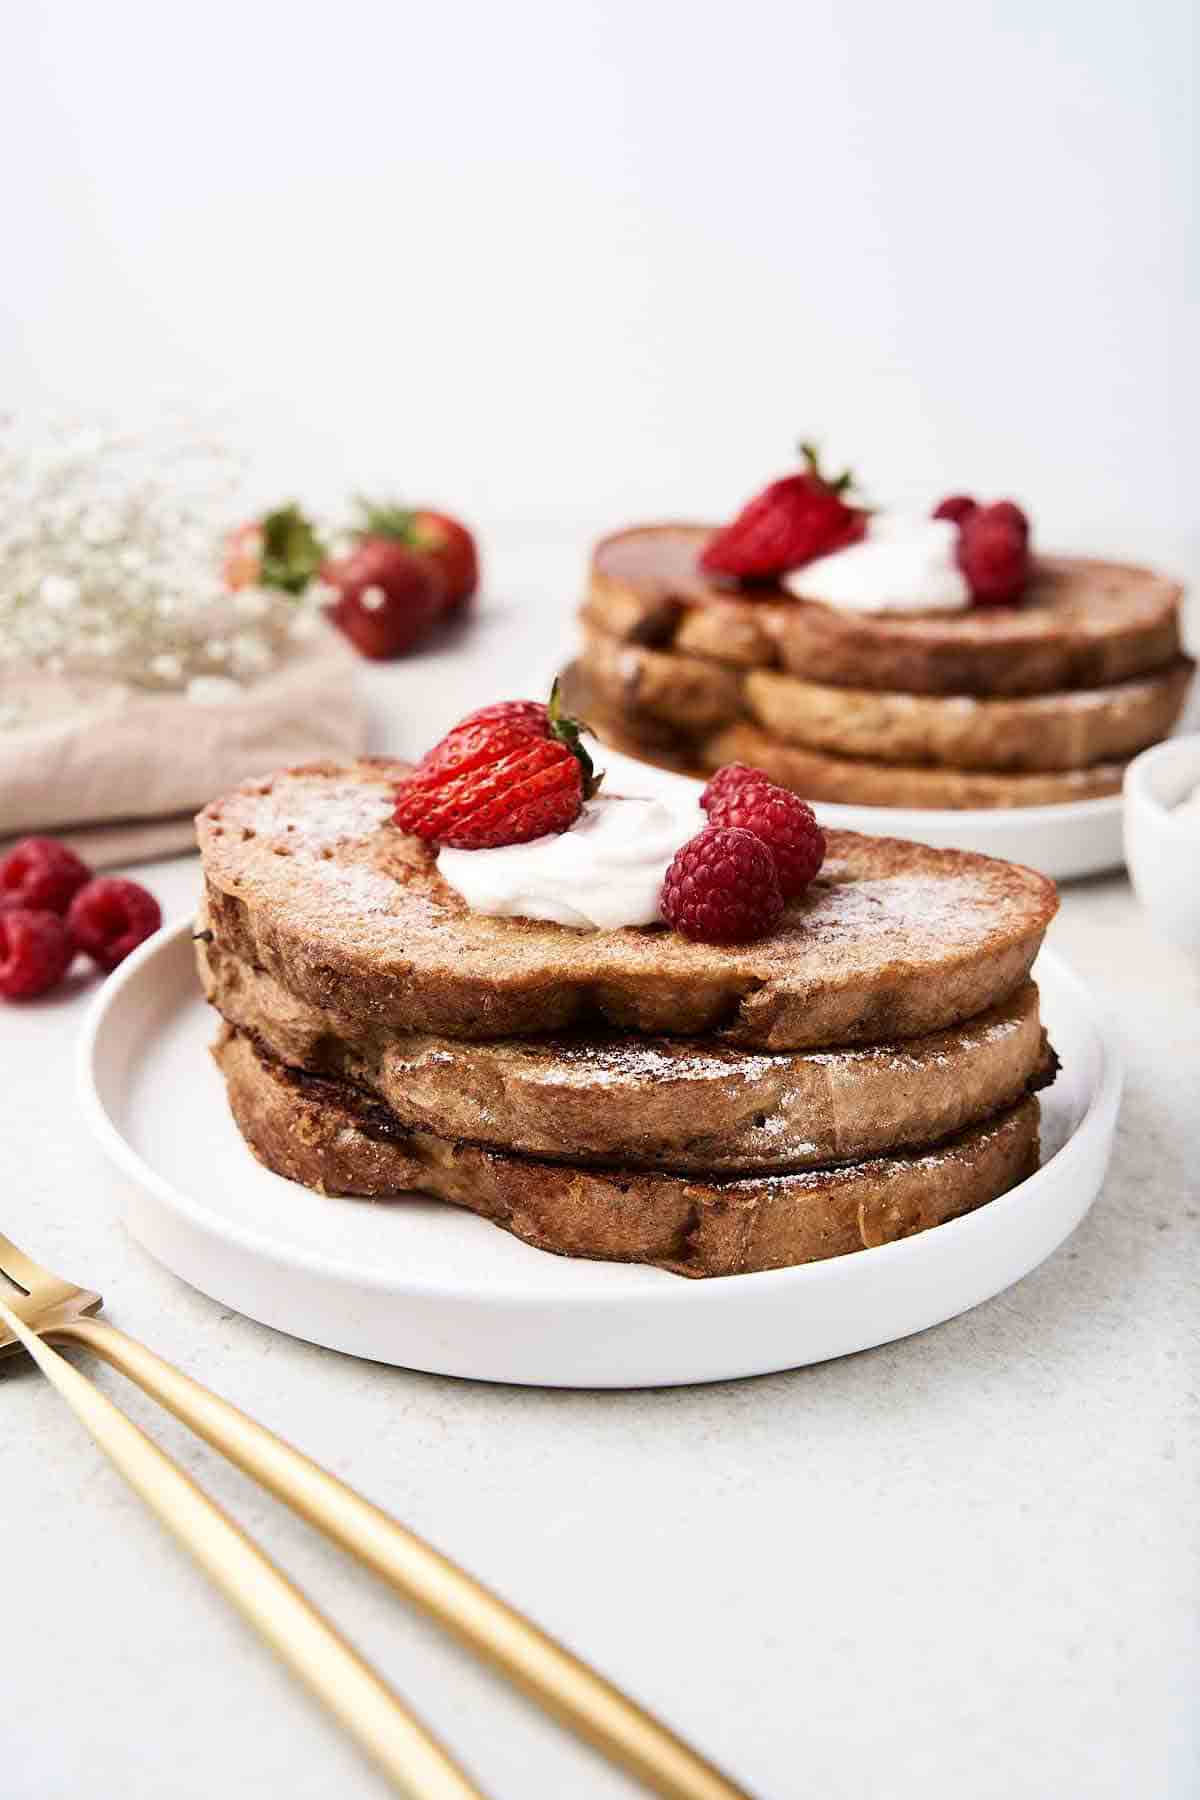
top-left (197, 756), bottom-right (1061, 1277)
top-left (567, 521), bottom-right (1192, 809)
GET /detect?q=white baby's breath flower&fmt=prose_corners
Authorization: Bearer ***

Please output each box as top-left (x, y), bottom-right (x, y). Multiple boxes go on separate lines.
top-left (233, 587), bottom-right (270, 620)
top-left (229, 631), bottom-right (272, 677)
top-left (288, 608), bottom-right (322, 640)
top-left (321, 527), bottom-right (353, 564)
top-left (186, 674), bottom-right (241, 704)
top-left (0, 416), bottom-right (311, 701)
top-left (80, 504), bottom-right (122, 546)
top-left (66, 427), bottom-right (106, 460)
top-left (39, 573), bottom-right (80, 609)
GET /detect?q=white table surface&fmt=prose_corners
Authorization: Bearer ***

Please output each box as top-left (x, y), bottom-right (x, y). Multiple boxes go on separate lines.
top-left (3, 537), bottom-right (1197, 1800)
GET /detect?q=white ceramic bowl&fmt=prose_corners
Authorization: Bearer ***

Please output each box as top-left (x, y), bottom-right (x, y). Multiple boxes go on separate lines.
top-left (1123, 733), bottom-right (1200, 957)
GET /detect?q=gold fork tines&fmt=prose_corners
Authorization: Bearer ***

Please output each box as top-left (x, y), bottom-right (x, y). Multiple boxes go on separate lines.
top-left (0, 1227), bottom-right (752, 1800)
top-left (0, 1232), bottom-right (101, 1349)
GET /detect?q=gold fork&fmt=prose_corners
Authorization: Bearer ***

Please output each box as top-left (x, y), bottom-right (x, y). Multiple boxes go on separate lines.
top-left (0, 1288), bottom-right (486, 1799)
top-left (0, 1228), bottom-right (751, 1800)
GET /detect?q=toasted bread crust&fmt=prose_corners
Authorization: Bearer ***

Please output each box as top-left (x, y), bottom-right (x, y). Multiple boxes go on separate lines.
top-left (580, 622), bottom-right (744, 731)
top-left (215, 1027), bottom-right (1042, 1277)
top-left (560, 661), bottom-right (1131, 809)
top-left (589, 524), bottom-right (1184, 696)
top-left (197, 761), bottom-right (1058, 1049)
top-left (744, 659), bottom-right (1193, 771)
top-left (703, 724), bottom-right (1127, 810)
top-left (200, 936), bottom-right (1055, 1172)
top-left (575, 627), bottom-right (1192, 772)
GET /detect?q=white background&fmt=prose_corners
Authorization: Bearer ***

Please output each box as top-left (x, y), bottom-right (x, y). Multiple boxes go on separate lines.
top-left (4, 0), bottom-right (1196, 571)
top-left (3, 11), bottom-right (1198, 1799)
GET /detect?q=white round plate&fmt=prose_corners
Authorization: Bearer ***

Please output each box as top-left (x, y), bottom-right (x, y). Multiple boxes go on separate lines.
top-left (590, 743), bottom-right (1122, 881)
top-left (78, 922), bottom-right (1121, 1389)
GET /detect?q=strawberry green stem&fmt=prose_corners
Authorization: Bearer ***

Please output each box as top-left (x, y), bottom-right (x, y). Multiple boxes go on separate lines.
top-left (797, 441), bottom-right (856, 499)
top-left (547, 678), bottom-right (602, 799)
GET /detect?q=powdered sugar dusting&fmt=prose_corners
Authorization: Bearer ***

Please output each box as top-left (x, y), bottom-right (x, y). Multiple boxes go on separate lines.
top-left (231, 775), bottom-right (400, 913)
top-left (748, 1104), bottom-right (1021, 1194)
top-left (240, 776), bottom-right (393, 850)
top-left (532, 1038), bottom-right (780, 1086)
top-left (806, 874), bottom-right (1004, 942)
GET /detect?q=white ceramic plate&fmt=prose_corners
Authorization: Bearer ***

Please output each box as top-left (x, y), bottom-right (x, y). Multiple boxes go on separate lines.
top-left (78, 922), bottom-right (1121, 1389)
top-left (588, 742), bottom-right (1123, 881)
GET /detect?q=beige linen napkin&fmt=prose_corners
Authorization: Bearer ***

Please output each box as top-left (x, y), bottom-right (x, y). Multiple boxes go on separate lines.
top-left (0, 629), bottom-right (368, 868)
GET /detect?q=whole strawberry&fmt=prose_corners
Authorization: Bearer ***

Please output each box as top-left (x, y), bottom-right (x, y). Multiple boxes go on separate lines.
top-left (224, 504), bottom-right (325, 595)
top-left (324, 535), bottom-right (444, 659)
top-left (705, 781), bottom-right (825, 899)
top-left (700, 444), bottom-right (867, 581)
top-left (352, 499), bottom-right (478, 613)
top-left (408, 509), bottom-right (479, 610)
top-left (958, 501), bottom-right (1031, 605)
top-left (660, 827), bottom-right (784, 944)
top-left (223, 520), bottom-right (261, 591)
top-left (393, 682), bottom-right (599, 849)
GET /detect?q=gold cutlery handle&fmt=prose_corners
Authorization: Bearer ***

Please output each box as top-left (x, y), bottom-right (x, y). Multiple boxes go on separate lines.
top-left (2, 1303), bottom-right (485, 1800)
top-left (59, 1315), bottom-right (752, 1800)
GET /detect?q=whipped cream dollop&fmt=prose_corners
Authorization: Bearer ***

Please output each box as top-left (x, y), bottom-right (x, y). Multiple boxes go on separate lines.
top-left (783, 512), bottom-right (970, 615)
top-left (437, 792), bottom-right (705, 929)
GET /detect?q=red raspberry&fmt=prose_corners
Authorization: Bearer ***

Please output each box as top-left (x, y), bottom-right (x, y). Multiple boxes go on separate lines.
top-left (706, 784), bottom-right (825, 899)
top-left (0, 909), bottom-right (74, 999)
top-left (958, 505), bottom-right (1030, 605)
top-left (68, 877), bottom-right (162, 972)
top-left (0, 837), bottom-right (92, 914)
top-left (932, 494), bottom-right (979, 526)
top-left (700, 763), bottom-right (773, 814)
top-left (660, 826), bottom-right (784, 944)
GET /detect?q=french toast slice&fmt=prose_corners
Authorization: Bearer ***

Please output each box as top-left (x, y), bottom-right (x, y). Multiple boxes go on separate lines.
top-left (197, 760), bottom-right (1057, 1049)
top-left (200, 937), bottom-right (1055, 1173)
top-left (559, 660), bottom-right (1131, 808)
top-left (579, 622), bottom-right (743, 731)
top-left (215, 1027), bottom-right (1042, 1278)
top-left (743, 659), bottom-right (1194, 772)
top-left (588, 524), bottom-right (1184, 695)
top-left (703, 724), bottom-right (1127, 810)
top-left (575, 628), bottom-right (1193, 771)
